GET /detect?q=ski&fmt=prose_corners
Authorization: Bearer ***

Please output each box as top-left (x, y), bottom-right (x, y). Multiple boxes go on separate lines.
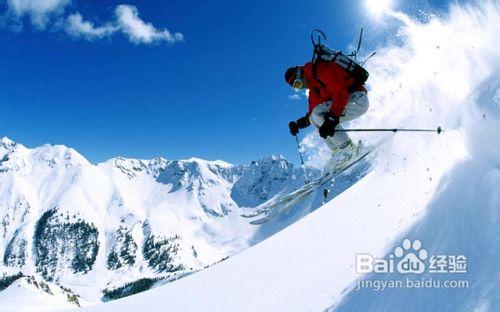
top-left (241, 135), bottom-right (393, 224)
top-left (248, 146), bottom-right (374, 225)
top-left (241, 174), bottom-right (323, 219)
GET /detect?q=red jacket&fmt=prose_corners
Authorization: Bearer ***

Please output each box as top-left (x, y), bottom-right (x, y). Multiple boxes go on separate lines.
top-left (302, 61), bottom-right (362, 117)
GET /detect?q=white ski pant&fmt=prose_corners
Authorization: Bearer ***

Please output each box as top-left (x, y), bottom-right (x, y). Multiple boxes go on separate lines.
top-left (308, 91), bottom-right (369, 151)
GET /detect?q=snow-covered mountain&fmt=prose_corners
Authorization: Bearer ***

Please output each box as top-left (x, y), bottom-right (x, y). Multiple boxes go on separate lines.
top-left (0, 137), bottom-right (314, 308)
top-left (83, 2), bottom-right (498, 312)
top-left (2, 2), bottom-right (499, 312)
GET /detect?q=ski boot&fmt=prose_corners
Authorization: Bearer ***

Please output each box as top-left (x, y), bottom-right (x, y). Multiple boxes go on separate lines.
top-left (323, 139), bottom-right (362, 175)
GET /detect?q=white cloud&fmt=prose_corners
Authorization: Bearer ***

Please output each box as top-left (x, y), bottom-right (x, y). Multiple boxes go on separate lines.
top-left (65, 13), bottom-right (117, 40)
top-left (115, 5), bottom-right (183, 44)
top-left (288, 94), bottom-right (301, 100)
top-left (2, 2), bottom-right (183, 45)
top-left (6, 0), bottom-right (70, 28)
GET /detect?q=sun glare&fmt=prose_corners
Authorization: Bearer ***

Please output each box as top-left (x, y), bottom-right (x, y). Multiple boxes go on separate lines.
top-left (365, 0), bottom-right (393, 17)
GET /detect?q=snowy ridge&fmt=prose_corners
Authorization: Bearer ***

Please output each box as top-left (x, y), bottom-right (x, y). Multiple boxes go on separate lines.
top-left (0, 139), bottom-right (312, 309)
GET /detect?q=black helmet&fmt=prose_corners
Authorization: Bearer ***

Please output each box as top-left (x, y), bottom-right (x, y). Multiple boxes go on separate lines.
top-left (285, 66), bottom-right (299, 86)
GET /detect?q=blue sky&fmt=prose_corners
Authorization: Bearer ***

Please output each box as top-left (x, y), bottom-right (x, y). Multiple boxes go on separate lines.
top-left (0, 0), bottom-right (456, 164)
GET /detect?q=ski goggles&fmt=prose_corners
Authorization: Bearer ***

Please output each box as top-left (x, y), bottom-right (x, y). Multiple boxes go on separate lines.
top-left (292, 68), bottom-right (305, 89)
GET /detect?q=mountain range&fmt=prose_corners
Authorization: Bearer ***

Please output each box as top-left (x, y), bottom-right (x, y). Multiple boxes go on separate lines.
top-left (0, 136), bottom-right (315, 307)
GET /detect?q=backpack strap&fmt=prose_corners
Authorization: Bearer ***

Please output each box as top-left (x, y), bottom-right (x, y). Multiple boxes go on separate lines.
top-left (310, 62), bottom-right (330, 103)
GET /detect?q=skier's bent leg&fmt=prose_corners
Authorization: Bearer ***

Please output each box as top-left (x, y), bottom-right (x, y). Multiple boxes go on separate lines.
top-left (309, 102), bottom-right (348, 150)
top-left (308, 102), bottom-right (330, 129)
top-left (310, 92), bottom-right (369, 151)
top-left (323, 128), bottom-right (349, 151)
top-left (326, 90), bottom-right (369, 153)
top-left (324, 91), bottom-right (369, 171)
top-left (340, 91), bottom-right (369, 123)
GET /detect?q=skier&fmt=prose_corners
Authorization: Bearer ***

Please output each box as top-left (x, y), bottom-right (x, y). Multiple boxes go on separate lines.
top-left (285, 60), bottom-right (369, 172)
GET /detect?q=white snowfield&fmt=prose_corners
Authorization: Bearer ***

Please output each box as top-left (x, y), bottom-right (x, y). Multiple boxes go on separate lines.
top-left (86, 3), bottom-right (500, 312)
top-left (0, 276), bottom-right (76, 312)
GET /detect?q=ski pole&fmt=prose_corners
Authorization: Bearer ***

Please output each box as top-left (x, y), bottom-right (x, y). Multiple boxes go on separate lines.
top-left (294, 135), bottom-right (310, 184)
top-left (335, 126), bottom-right (443, 134)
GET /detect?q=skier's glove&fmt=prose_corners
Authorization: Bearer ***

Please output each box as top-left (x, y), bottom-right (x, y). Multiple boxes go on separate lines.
top-left (319, 113), bottom-right (340, 138)
top-left (289, 115), bottom-right (310, 136)
top-left (289, 121), bottom-right (299, 136)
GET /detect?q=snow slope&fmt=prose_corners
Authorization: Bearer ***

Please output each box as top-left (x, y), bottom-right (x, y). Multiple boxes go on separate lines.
top-left (86, 2), bottom-right (500, 311)
top-left (0, 275), bottom-right (79, 312)
top-left (85, 131), bottom-right (464, 312)
top-left (335, 65), bottom-right (500, 312)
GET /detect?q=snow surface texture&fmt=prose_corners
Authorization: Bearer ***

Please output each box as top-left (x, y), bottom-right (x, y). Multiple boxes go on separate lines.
top-left (84, 2), bottom-right (499, 311)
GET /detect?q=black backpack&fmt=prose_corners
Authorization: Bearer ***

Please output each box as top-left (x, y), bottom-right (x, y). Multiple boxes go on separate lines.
top-left (310, 29), bottom-right (372, 92)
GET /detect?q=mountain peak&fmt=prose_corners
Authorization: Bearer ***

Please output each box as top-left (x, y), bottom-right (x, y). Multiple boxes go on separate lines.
top-left (1, 136), bottom-right (17, 147)
top-left (255, 155), bottom-right (286, 163)
top-left (106, 156), bottom-right (169, 179)
top-left (184, 157), bottom-right (233, 168)
top-left (36, 143), bottom-right (89, 163)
